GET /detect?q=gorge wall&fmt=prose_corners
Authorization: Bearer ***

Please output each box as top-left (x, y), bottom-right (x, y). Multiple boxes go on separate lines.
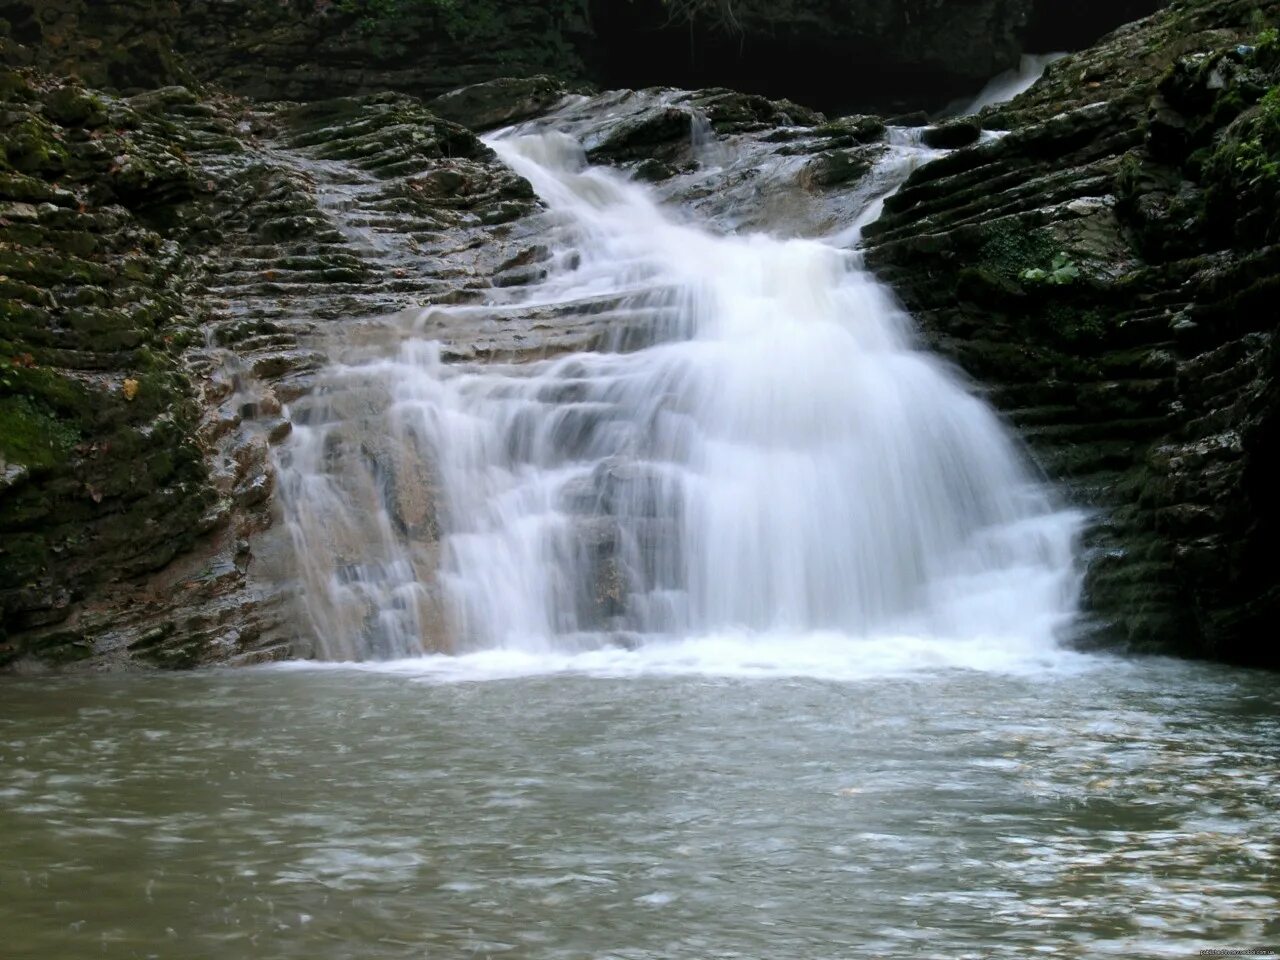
top-left (865, 0), bottom-right (1280, 666)
top-left (2, 0), bottom-right (1277, 670)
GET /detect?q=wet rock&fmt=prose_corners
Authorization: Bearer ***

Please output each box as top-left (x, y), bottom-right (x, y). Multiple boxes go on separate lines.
top-left (0, 62), bottom-right (547, 669)
top-left (921, 118), bottom-right (982, 149)
top-left (428, 76), bottom-right (573, 131)
top-left (809, 115), bottom-right (887, 147)
top-left (585, 106), bottom-right (694, 163)
top-left (799, 148), bottom-right (882, 190)
top-left (864, 0), bottom-right (1280, 667)
top-left (6, 0), bottom-right (1160, 118)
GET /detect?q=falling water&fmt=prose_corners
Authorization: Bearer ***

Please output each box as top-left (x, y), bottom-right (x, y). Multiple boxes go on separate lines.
top-left (956, 53), bottom-right (1069, 115)
top-left (276, 116), bottom-right (1082, 670)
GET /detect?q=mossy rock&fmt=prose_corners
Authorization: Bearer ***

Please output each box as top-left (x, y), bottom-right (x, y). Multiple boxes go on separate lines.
top-left (1, 114), bottom-right (71, 177)
top-left (0, 394), bottom-right (79, 470)
top-left (799, 147), bottom-right (881, 189)
top-left (813, 114), bottom-right (886, 144)
top-left (41, 85), bottom-right (110, 128)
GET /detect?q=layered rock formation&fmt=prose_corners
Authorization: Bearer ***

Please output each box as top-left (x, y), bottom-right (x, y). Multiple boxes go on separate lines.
top-left (0, 55), bottom-right (894, 668)
top-left (0, 51), bottom-right (547, 668)
top-left (0, 70), bottom-right (227, 665)
top-left (0, 0), bottom-right (594, 101)
top-left (864, 0), bottom-right (1280, 665)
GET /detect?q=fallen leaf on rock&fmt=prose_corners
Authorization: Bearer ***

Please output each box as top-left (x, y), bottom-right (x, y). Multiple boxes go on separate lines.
top-left (122, 378), bottom-right (139, 400)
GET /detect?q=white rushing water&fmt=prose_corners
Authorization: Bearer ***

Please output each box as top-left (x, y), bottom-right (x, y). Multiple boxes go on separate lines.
top-left (956, 53), bottom-right (1069, 115)
top-left (276, 106), bottom-right (1084, 676)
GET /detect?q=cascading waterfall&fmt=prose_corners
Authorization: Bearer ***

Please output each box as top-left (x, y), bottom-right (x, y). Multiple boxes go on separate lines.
top-left (276, 111), bottom-right (1083, 672)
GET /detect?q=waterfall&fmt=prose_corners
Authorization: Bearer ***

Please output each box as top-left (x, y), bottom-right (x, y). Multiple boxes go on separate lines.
top-left (956, 53), bottom-right (1069, 115)
top-left (275, 120), bottom-right (1082, 670)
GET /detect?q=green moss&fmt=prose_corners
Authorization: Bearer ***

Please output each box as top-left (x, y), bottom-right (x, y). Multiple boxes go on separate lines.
top-left (0, 170), bottom-right (73, 204)
top-left (977, 220), bottom-right (1059, 282)
top-left (0, 393), bottom-right (79, 469)
top-left (0, 114), bottom-right (71, 177)
top-left (0, 363), bottom-right (102, 435)
top-left (1043, 303), bottom-right (1108, 346)
top-left (812, 115), bottom-right (886, 144)
top-left (1254, 27), bottom-right (1279, 72)
top-left (803, 149), bottom-right (874, 188)
top-left (27, 629), bottom-right (94, 665)
top-left (0, 533), bottom-right (50, 595)
top-left (42, 86), bottom-right (110, 128)
top-left (0, 67), bottom-right (32, 102)
top-left (1115, 150), bottom-right (1146, 203)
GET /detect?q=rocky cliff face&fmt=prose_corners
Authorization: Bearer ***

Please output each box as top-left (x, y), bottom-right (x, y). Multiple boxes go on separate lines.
top-left (0, 0), bottom-right (594, 102)
top-left (864, 0), bottom-right (1280, 666)
top-left (0, 68), bottom-right (227, 665)
top-left (0, 53), bottom-right (884, 669)
top-left (0, 47), bottom-right (548, 668)
top-left (589, 0), bottom-right (1038, 114)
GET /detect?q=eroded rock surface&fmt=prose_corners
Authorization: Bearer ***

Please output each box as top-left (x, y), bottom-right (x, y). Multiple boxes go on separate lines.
top-left (0, 60), bottom-right (548, 668)
top-left (864, 0), bottom-right (1280, 665)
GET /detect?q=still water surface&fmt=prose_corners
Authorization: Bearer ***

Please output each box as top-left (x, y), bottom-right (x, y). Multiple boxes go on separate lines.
top-left (2, 655), bottom-right (1278, 959)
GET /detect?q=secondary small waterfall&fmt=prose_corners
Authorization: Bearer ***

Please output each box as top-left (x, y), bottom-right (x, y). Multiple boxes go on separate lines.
top-left (958, 53), bottom-right (1068, 115)
top-left (276, 119), bottom-right (1082, 667)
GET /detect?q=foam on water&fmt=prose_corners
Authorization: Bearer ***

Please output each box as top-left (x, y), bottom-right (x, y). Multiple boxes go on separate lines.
top-left (267, 628), bottom-right (1107, 683)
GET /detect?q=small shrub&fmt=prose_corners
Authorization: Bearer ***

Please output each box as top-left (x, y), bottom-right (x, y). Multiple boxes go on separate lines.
top-left (1022, 253), bottom-right (1081, 286)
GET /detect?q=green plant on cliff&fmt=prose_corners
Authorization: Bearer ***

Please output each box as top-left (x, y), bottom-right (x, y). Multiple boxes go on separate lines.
top-left (1254, 27), bottom-right (1279, 70)
top-left (1021, 253), bottom-right (1081, 286)
top-left (1202, 83), bottom-right (1280, 243)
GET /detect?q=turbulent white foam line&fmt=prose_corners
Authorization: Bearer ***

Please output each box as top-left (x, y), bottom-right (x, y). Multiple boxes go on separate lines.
top-left (268, 629), bottom-right (1107, 683)
top-left (273, 104), bottom-right (1086, 678)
